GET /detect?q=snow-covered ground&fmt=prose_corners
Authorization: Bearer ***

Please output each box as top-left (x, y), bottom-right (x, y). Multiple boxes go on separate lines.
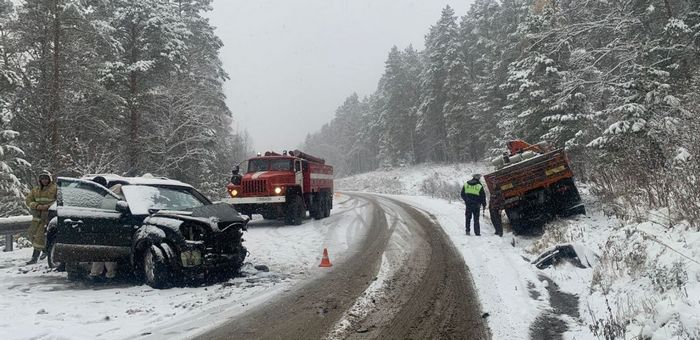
top-left (338, 163), bottom-right (700, 340)
top-left (0, 194), bottom-right (369, 340)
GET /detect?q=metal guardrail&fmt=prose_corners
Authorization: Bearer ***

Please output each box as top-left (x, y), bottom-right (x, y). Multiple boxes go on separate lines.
top-left (0, 215), bottom-right (32, 252)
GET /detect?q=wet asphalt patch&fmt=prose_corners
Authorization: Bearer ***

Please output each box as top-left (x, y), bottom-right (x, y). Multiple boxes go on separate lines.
top-left (529, 274), bottom-right (580, 340)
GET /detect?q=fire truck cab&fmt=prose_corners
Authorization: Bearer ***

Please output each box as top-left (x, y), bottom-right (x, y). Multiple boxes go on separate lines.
top-left (226, 150), bottom-right (333, 225)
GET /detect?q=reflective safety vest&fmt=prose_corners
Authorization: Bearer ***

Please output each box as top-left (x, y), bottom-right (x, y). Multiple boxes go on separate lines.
top-left (463, 183), bottom-right (482, 196)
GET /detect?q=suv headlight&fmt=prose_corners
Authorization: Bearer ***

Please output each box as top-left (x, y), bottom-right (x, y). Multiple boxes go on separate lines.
top-left (230, 189), bottom-right (238, 197)
top-left (274, 187), bottom-right (282, 194)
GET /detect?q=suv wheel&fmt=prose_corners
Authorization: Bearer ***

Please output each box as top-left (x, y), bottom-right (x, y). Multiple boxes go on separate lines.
top-left (46, 240), bottom-right (65, 271)
top-left (143, 244), bottom-right (174, 288)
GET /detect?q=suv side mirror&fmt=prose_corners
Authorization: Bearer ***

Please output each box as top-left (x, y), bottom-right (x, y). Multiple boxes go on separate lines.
top-left (116, 201), bottom-right (130, 214)
top-left (232, 165), bottom-right (240, 174)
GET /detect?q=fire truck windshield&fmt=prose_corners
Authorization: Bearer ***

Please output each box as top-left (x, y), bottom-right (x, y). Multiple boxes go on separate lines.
top-left (247, 159), bottom-right (293, 172)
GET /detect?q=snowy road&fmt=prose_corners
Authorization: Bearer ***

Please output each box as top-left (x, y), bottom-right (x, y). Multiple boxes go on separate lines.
top-left (197, 192), bottom-right (488, 340)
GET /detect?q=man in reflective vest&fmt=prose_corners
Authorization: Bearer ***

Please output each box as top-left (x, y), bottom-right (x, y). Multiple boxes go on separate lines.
top-left (25, 170), bottom-right (58, 264)
top-left (460, 174), bottom-right (486, 235)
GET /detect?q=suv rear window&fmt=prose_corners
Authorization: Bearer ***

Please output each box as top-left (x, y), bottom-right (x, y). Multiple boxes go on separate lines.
top-left (59, 181), bottom-right (119, 210)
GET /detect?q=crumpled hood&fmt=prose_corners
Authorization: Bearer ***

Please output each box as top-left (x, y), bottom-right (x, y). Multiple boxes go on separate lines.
top-left (150, 203), bottom-right (248, 233)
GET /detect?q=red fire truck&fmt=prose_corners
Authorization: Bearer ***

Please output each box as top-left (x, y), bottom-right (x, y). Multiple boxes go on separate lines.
top-left (226, 150), bottom-right (334, 225)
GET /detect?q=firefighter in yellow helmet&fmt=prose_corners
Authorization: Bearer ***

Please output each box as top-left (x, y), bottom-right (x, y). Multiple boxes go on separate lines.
top-left (25, 170), bottom-right (57, 265)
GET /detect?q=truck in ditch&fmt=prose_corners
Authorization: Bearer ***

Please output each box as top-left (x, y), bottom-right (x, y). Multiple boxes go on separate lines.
top-left (226, 150), bottom-right (334, 225)
top-left (484, 140), bottom-right (585, 234)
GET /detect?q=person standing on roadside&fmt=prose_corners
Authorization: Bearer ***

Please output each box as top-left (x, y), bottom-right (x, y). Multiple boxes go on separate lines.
top-left (460, 174), bottom-right (486, 236)
top-left (25, 170), bottom-right (58, 264)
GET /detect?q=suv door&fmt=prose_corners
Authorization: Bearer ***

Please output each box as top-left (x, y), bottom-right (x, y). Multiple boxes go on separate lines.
top-left (56, 178), bottom-right (132, 254)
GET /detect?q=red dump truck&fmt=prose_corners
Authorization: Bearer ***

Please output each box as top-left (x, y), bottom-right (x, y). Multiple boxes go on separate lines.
top-left (226, 150), bottom-right (333, 225)
top-left (484, 140), bottom-right (585, 234)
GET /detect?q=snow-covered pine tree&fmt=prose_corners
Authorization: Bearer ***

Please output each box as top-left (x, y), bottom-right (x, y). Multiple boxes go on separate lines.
top-left (462, 0), bottom-right (527, 158)
top-left (378, 46), bottom-right (421, 167)
top-left (0, 0), bottom-right (29, 216)
top-left (333, 93), bottom-right (366, 174)
top-left (140, 0), bottom-right (238, 193)
top-left (503, 3), bottom-right (574, 147)
top-left (415, 6), bottom-right (458, 163)
top-left (0, 112), bottom-right (29, 217)
top-left (102, 0), bottom-right (191, 175)
top-left (443, 16), bottom-right (473, 163)
top-left (348, 94), bottom-right (381, 174)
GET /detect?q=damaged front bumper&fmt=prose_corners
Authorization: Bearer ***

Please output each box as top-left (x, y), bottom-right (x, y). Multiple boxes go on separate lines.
top-left (179, 241), bottom-right (245, 272)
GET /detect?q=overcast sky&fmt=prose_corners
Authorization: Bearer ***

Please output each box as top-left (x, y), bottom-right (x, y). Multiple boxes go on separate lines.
top-left (208, 0), bottom-right (473, 153)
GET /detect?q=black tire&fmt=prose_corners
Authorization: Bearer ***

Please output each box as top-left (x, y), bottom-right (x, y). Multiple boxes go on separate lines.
top-left (312, 194), bottom-right (323, 220)
top-left (505, 208), bottom-right (525, 235)
top-left (230, 246), bottom-right (247, 274)
top-left (313, 194), bottom-right (323, 220)
top-left (262, 212), bottom-right (277, 220)
top-left (284, 195), bottom-right (304, 225)
top-left (65, 262), bottom-right (81, 281)
top-left (323, 193), bottom-right (331, 218)
top-left (46, 239), bottom-right (65, 272)
top-left (143, 243), bottom-right (175, 289)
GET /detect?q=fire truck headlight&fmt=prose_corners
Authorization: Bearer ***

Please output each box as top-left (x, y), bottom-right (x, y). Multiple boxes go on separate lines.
top-left (230, 189), bottom-right (238, 197)
top-left (274, 187), bottom-right (282, 194)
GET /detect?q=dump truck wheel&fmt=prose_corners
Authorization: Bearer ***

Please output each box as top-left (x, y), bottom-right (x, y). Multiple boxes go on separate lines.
top-left (505, 208), bottom-right (525, 235)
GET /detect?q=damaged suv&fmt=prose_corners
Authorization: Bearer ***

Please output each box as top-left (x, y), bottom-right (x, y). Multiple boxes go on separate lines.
top-left (45, 175), bottom-right (248, 288)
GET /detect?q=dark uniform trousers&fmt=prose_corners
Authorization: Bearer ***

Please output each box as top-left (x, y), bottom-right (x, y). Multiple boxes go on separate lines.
top-left (465, 204), bottom-right (481, 235)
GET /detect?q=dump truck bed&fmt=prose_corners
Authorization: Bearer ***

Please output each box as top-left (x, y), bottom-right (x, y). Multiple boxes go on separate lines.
top-left (484, 149), bottom-right (574, 210)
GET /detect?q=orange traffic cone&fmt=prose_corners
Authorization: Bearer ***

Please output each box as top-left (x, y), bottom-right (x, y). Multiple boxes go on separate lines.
top-left (319, 248), bottom-right (333, 267)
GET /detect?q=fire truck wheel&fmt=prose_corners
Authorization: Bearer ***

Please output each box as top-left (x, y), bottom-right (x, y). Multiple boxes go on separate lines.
top-left (323, 193), bottom-right (331, 218)
top-left (285, 195), bottom-right (304, 225)
top-left (310, 194), bottom-right (321, 220)
top-left (262, 212), bottom-right (277, 220)
top-left (312, 197), bottom-right (323, 220)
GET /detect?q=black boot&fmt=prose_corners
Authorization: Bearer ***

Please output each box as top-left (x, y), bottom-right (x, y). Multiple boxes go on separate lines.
top-left (26, 249), bottom-right (40, 265)
top-left (39, 251), bottom-right (47, 260)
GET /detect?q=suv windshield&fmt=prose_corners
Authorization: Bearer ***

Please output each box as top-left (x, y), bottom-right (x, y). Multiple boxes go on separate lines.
top-left (247, 159), bottom-right (293, 172)
top-left (121, 185), bottom-right (207, 215)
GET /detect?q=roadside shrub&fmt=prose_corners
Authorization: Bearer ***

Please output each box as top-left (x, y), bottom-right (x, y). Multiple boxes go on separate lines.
top-left (650, 260), bottom-right (688, 294)
top-left (587, 299), bottom-right (626, 340)
top-left (420, 173), bottom-right (461, 202)
top-left (529, 220), bottom-right (585, 255)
